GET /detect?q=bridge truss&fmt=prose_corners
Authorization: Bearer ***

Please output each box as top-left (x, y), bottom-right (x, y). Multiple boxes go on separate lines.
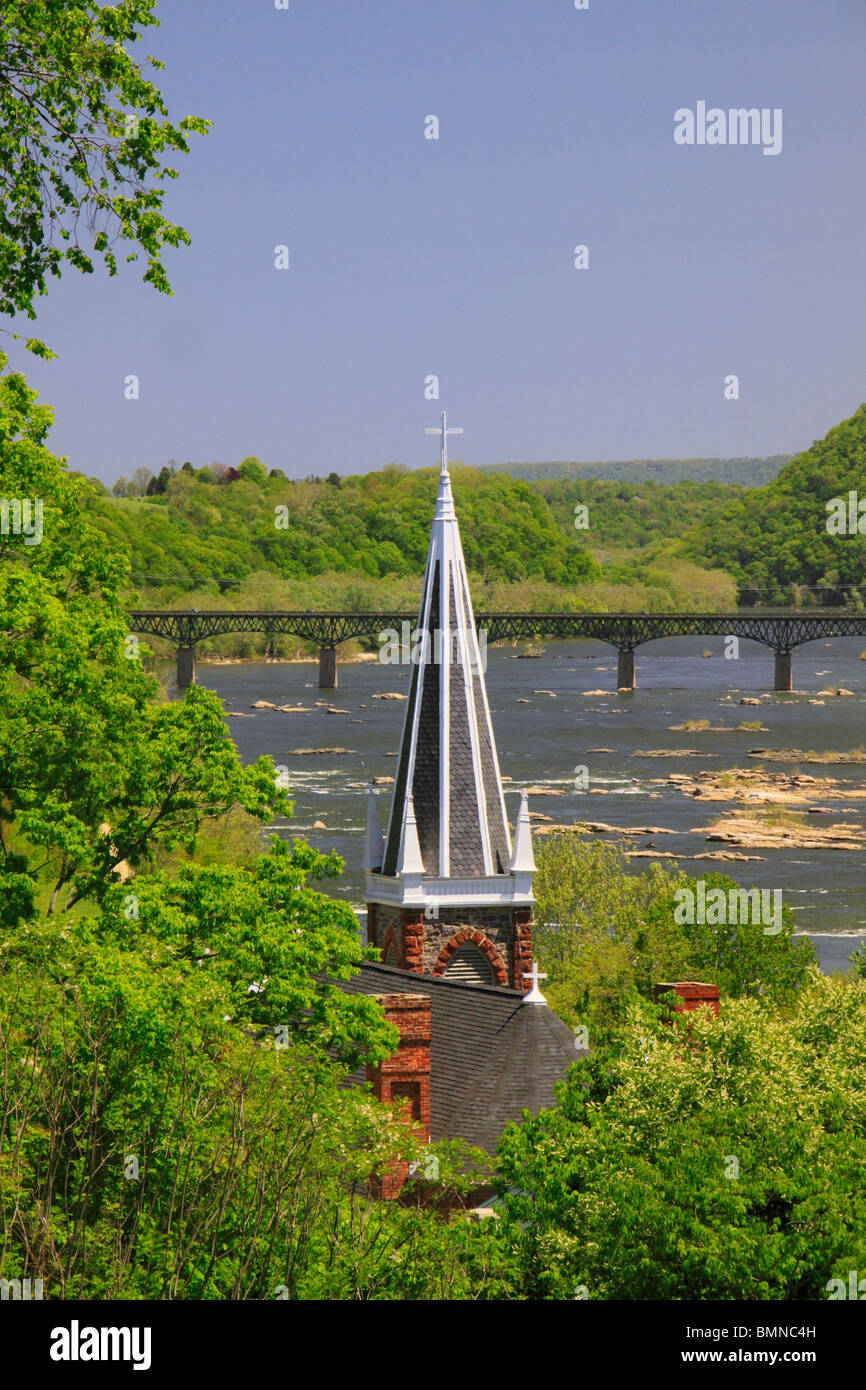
top-left (128, 610), bottom-right (866, 654)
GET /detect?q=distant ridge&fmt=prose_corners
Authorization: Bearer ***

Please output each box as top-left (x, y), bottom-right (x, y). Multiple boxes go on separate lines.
top-left (475, 455), bottom-right (792, 486)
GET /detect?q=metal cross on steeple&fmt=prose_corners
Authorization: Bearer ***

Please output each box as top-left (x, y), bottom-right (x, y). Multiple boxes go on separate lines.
top-left (522, 961), bottom-right (548, 1005)
top-left (425, 410), bottom-right (463, 475)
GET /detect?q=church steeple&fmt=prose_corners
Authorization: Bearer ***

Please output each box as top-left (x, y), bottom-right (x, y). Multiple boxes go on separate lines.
top-left (365, 415), bottom-right (535, 991)
top-left (380, 413), bottom-right (516, 885)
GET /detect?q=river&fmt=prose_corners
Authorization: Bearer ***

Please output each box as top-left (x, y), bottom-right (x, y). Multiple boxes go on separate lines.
top-left (177, 633), bottom-right (866, 977)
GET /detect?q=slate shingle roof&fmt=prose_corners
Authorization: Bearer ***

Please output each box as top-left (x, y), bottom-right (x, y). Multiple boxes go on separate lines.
top-left (340, 961), bottom-right (584, 1154)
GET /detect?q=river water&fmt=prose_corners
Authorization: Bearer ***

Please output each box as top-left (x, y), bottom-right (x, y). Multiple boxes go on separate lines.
top-left (177, 633), bottom-right (866, 977)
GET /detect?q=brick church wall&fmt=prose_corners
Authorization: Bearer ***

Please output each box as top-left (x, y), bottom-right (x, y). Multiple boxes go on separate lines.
top-left (365, 993), bottom-right (431, 1200)
top-left (367, 901), bottom-right (533, 989)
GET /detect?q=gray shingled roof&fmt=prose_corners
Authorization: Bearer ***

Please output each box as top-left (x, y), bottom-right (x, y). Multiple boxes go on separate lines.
top-left (340, 961), bottom-right (584, 1154)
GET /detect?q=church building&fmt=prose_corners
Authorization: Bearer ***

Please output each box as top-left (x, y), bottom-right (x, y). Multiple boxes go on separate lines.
top-left (341, 415), bottom-right (581, 1191)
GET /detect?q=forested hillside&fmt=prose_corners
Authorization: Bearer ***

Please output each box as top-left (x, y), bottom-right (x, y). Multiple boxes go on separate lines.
top-left (77, 460), bottom-right (736, 616)
top-left (537, 477), bottom-right (735, 551)
top-left (687, 404), bottom-right (866, 605)
top-left (85, 463), bottom-right (597, 589)
top-left (478, 455), bottom-right (792, 486)
top-left (75, 404), bottom-right (866, 616)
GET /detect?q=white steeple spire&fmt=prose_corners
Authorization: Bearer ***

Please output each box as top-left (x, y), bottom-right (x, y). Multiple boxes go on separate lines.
top-left (367, 418), bottom-right (535, 915)
top-left (508, 789), bottom-right (536, 874)
top-left (363, 783), bottom-right (385, 871)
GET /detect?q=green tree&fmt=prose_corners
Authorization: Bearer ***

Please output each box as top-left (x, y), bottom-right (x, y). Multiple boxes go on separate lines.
top-left (239, 456), bottom-right (268, 487)
top-left (0, 358), bottom-right (288, 921)
top-left (496, 972), bottom-right (866, 1299)
top-left (533, 835), bottom-right (814, 1035)
top-left (0, 879), bottom-right (466, 1298)
top-left (0, 0), bottom-right (209, 355)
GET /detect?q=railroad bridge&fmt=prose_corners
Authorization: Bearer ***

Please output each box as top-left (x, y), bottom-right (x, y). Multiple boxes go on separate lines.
top-left (126, 610), bottom-right (866, 692)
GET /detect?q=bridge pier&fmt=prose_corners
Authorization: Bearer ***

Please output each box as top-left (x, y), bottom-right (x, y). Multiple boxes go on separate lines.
top-left (319, 646), bottom-right (338, 689)
top-left (177, 645), bottom-right (196, 689)
top-left (774, 650), bottom-right (792, 692)
top-left (617, 649), bottom-right (636, 691)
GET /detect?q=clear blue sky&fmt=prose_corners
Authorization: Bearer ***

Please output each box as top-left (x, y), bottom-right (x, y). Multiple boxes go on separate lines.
top-left (9, 0), bottom-right (866, 484)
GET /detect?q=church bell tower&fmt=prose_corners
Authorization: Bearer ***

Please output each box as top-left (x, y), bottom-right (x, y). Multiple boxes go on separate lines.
top-left (364, 413), bottom-right (535, 990)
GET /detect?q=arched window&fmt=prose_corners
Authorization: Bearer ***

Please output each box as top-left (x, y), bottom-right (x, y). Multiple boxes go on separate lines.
top-left (442, 942), bottom-right (494, 986)
top-left (384, 939), bottom-right (399, 967)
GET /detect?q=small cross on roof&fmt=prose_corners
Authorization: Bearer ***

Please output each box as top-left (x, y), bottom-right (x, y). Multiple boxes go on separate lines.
top-left (522, 960), bottom-right (548, 1005)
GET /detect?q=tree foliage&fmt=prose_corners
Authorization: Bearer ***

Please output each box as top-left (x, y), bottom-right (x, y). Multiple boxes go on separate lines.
top-left (90, 462), bottom-right (603, 592)
top-left (478, 455), bottom-right (792, 487)
top-left (687, 403), bottom-right (866, 605)
top-left (0, 0), bottom-right (209, 353)
top-left (496, 974), bottom-right (866, 1299)
top-left (533, 835), bottom-right (814, 1037)
top-left (1, 885), bottom-right (490, 1298)
top-left (0, 358), bottom-right (286, 919)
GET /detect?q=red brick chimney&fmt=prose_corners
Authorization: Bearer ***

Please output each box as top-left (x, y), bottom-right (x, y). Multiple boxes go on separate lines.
top-left (365, 994), bottom-right (431, 1199)
top-left (654, 981), bottom-right (721, 1019)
